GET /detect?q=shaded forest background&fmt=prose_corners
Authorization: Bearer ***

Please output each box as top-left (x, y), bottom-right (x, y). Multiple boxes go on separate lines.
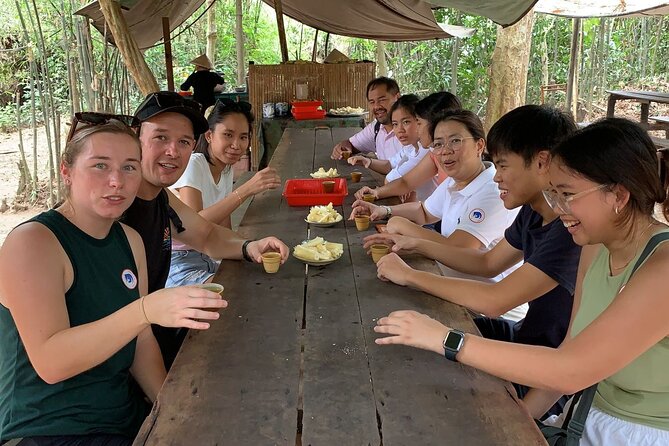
top-left (0, 0), bottom-right (667, 133)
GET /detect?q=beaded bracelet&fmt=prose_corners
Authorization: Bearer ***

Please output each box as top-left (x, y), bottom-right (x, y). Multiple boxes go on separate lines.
top-left (241, 239), bottom-right (254, 262)
top-left (233, 189), bottom-right (243, 206)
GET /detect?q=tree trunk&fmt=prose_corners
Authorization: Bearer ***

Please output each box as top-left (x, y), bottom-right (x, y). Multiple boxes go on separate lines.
top-left (449, 12), bottom-right (461, 95)
top-left (206, 0), bottom-right (217, 66)
top-left (235, 0), bottom-right (245, 85)
top-left (376, 41), bottom-right (387, 77)
top-left (484, 10), bottom-right (535, 131)
top-left (98, 0), bottom-right (158, 96)
top-left (650, 17), bottom-right (663, 77)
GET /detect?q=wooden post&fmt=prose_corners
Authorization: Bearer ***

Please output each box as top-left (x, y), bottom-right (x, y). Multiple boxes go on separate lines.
top-left (98, 0), bottom-right (159, 96)
top-left (566, 18), bottom-right (581, 119)
top-left (162, 17), bottom-right (174, 91)
top-left (235, 0), bottom-right (245, 85)
top-left (324, 32), bottom-right (330, 57)
top-left (274, 0), bottom-right (288, 62)
top-left (311, 29), bottom-right (318, 62)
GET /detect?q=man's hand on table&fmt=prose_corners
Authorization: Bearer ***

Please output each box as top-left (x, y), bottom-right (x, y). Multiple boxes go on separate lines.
top-left (376, 252), bottom-right (414, 286)
top-left (247, 237), bottom-right (289, 263)
top-left (331, 139), bottom-right (354, 160)
top-left (374, 310), bottom-right (450, 355)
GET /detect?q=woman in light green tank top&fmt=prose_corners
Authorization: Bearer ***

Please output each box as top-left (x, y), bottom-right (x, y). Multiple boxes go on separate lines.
top-left (0, 118), bottom-right (227, 445)
top-left (373, 118), bottom-right (669, 445)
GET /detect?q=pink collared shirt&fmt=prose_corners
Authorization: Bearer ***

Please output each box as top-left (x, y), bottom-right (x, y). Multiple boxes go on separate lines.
top-left (348, 120), bottom-right (404, 161)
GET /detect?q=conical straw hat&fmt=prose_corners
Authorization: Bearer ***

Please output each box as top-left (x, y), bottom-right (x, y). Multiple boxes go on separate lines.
top-left (190, 54), bottom-right (213, 70)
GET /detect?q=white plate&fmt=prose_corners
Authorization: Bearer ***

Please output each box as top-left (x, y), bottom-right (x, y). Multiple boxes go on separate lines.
top-left (309, 174), bottom-right (340, 179)
top-left (326, 112), bottom-right (367, 117)
top-left (305, 215), bottom-right (343, 227)
top-left (293, 252), bottom-right (342, 266)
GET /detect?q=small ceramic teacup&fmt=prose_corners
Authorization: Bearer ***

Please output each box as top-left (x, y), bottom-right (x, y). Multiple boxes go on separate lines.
top-left (362, 193), bottom-right (375, 203)
top-left (350, 171), bottom-right (362, 183)
top-left (322, 181), bottom-right (335, 193)
top-left (370, 244), bottom-right (390, 264)
top-left (196, 283), bottom-right (225, 295)
top-left (355, 215), bottom-right (370, 231)
top-left (261, 252), bottom-right (282, 274)
top-left (341, 151), bottom-right (351, 161)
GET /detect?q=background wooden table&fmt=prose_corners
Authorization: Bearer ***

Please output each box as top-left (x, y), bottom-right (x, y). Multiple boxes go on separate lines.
top-left (134, 127), bottom-right (546, 446)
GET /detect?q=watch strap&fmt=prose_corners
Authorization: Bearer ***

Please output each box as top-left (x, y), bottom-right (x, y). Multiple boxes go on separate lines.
top-left (443, 329), bottom-right (465, 362)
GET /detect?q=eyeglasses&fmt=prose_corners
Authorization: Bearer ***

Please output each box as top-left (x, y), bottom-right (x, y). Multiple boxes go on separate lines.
top-left (542, 184), bottom-right (609, 214)
top-left (432, 136), bottom-right (477, 152)
top-left (66, 112), bottom-right (140, 142)
top-left (135, 91), bottom-right (202, 115)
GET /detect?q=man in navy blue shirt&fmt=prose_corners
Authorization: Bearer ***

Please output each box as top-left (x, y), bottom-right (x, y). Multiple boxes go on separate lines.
top-left (374, 105), bottom-right (580, 416)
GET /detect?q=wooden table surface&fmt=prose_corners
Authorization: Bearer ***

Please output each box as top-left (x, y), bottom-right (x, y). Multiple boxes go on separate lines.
top-left (134, 127), bottom-right (546, 446)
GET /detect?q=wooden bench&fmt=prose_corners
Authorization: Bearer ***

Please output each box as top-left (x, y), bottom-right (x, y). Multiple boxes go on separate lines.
top-left (650, 116), bottom-right (669, 138)
top-left (651, 136), bottom-right (669, 189)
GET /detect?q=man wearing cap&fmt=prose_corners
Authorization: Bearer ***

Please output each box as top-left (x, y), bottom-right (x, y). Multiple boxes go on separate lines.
top-left (124, 91), bottom-right (288, 368)
top-left (180, 54), bottom-right (225, 112)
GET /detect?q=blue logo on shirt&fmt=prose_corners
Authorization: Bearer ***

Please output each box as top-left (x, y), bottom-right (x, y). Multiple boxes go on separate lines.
top-left (121, 269), bottom-right (138, 290)
top-left (469, 209), bottom-right (485, 223)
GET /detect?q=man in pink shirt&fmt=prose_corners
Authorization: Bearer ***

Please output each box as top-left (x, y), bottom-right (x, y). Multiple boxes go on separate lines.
top-left (330, 77), bottom-right (403, 161)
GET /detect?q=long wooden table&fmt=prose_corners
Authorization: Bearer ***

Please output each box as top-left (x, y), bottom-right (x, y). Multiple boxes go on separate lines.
top-left (134, 127), bottom-right (546, 445)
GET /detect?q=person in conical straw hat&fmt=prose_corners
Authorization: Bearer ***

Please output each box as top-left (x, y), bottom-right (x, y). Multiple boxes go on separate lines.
top-left (180, 54), bottom-right (225, 113)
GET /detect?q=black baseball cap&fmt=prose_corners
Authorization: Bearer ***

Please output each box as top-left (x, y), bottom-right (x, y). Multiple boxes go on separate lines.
top-left (134, 91), bottom-right (209, 137)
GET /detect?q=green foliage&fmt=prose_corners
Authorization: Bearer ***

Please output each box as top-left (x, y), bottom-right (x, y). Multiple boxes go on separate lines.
top-left (0, 0), bottom-right (668, 132)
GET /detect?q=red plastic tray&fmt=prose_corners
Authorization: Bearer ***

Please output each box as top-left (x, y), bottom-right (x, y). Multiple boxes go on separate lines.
top-left (291, 100), bottom-right (323, 108)
top-left (292, 109), bottom-right (326, 120)
top-left (283, 178), bottom-right (348, 206)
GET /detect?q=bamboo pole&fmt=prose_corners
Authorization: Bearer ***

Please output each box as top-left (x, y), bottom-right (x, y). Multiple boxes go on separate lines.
top-left (273, 0), bottom-right (288, 62)
top-left (162, 17), bottom-right (174, 91)
top-left (376, 41), bottom-right (387, 76)
top-left (98, 0), bottom-right (158, 95)
top-left (235, 0), bottom-right (245, 85)
top-left (566, 18), bottom-right (581, 119)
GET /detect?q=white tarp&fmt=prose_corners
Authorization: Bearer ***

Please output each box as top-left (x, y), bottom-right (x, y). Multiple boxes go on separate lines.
top-left (535, 0), bottom-right (669, 18)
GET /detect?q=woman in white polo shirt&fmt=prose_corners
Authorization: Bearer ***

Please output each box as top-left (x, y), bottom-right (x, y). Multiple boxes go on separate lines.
top-left (352, 109), bottom-right (519, 284)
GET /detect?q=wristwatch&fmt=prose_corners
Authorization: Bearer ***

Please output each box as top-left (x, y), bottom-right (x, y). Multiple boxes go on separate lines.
top-left (442, 329), bottom-right (465, 362)
top-left (383, 205), bottom-right (392, 218)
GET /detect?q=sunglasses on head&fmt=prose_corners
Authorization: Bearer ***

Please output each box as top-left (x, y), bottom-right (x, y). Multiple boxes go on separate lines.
top-left (214, 98), bottom-right (252, 113)
top-left (66, 112), bottom-right (141, 142)
top-left (136, 91), bottom-right (202, 114)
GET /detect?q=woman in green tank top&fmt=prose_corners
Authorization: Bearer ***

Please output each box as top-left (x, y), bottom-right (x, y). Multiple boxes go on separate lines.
top-left (0, 117), bottom-right (227, 445)
top-left (373, 118), bottom-right (669, 444)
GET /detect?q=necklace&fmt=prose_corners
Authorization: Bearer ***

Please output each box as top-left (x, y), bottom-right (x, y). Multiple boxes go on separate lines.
top-left (608, 220), bottom-right (657, 273)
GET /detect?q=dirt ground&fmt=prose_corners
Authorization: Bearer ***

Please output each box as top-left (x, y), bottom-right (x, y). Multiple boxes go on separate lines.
top-left (0, 125), bottom-right (60, 246)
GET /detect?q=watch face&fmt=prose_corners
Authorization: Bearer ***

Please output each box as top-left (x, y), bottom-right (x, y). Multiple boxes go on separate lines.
top-left (444, 331), bottom-right (464, 350)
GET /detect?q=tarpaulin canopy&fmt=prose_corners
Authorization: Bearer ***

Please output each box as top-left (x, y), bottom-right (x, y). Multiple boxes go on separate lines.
top-left (75, 0), bottom-right (669, 49)
top-left (75, 0), bottom-right (208, 49)
top-left (534, 0), bottom-right (669, 18)
top-left (75, 0), bottom-right (476, 46)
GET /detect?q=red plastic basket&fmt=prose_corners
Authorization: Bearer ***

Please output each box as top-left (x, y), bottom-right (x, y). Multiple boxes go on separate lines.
top-left (291, 108), bottom-right (326, 120)
top-left (291, 100), bottom-right (323, 109)
top-left (282, 178), bottom-right (348, 206)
